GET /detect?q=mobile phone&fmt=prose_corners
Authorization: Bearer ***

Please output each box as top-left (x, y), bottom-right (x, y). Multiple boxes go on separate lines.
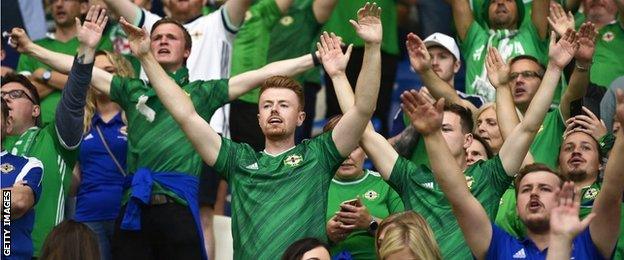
top-left (342, 199), bottom-right (359, 206)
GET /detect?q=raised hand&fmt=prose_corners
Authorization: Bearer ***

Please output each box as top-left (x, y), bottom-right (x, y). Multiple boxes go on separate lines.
top-left (406, 32), bottom-right (431, 73)
top-left (75, 5), bottom-right (108, 49)
top-left (8, 28), bottom-right (34, 54)
top-left (401, 89), bottom-right (445, 135)
top-left (118, 17), bottom-right (151, 58)
top-left (548, 30), bottom-right (579, 69)
top-left (326, 216), bottom-right (352, 243)
top-left (317, 32), bottom-right (353, 78)
top-left (547, 2), bottom-right (574, 37)
top-left (563, 107), bottom-right (607, 141)
top-left (336, 198), bottom-right (372, 230)
top-left (349, 2), bottom-right (382, 44)
top-left (575, 22), bottom-right (598, 66)
top-left (550, 181), bottom-right (595, 240)
top-left (485, 47), bottom-right (511, 87)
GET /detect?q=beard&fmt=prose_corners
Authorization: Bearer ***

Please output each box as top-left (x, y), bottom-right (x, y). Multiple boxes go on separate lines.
top-left (567, 169), bottom-right (589, 182)
top-left (524, 216), bottom-right (550, 234)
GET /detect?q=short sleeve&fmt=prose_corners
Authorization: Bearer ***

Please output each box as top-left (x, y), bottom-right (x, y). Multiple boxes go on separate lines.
top-left (109, 76), bottom-right (132, 110)
top-left (475, 155), bottom-right (514, 197)
top-left (213, 137), bottom-right (244, 181)
top-left (22, 158), bottom-right (43, 203)
top-left (388, 157), bottom-right (416, 195)
top-left (387, 186), bottom-right (405, 214)
top-left (460, 21), bottom-right (488, 58)
top-left (307, 131), bottom-right (344, 176)
top-left (192, 79), bottom-right (230, 119)
top-left (139, 9), bottom-right (163, 33)
top-left (16, 54), bottom-right (35, 75)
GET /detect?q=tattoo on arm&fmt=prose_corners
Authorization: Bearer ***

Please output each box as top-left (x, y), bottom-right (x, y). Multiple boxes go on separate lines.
top-left (392, 125), bottom-right (420, 158)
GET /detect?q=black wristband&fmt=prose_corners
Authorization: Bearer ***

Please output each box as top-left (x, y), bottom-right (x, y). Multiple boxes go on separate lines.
top-left (311, 52), bottom-right (321, 67)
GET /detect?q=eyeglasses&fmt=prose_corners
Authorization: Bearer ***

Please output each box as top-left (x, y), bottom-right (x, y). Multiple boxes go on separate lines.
top-left (510, 71), bottom-right (543, 80)
top-left (1, 89), bottom-right (36, 103)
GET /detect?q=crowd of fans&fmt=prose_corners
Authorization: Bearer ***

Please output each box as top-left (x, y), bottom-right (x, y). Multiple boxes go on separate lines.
top-left (1, 0), bottom-right (623, 259)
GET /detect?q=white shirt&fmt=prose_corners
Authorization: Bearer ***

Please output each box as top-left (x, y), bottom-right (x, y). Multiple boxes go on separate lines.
top-left (140, 8), bottom-right (237, 135)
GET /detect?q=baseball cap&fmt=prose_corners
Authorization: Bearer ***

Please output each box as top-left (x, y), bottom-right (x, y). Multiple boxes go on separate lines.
top-left (423, 33), bottom-right (461, 61)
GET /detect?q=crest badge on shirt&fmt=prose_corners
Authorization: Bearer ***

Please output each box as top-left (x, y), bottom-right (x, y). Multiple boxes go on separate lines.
top-left (603, 31), bottom-right (614, 42)
top-left (280, 16), bottom-right (294, 26)
top-left (1, 163), bottom-right (14, 174)
top-left (284, 154), bottom-right (303, 167)
top-left (465, 176), bottom-right (474, 190)
top-left (364, 190), bottom-right (379, 201)
top-left (583, 187), bottom-right (599, 200)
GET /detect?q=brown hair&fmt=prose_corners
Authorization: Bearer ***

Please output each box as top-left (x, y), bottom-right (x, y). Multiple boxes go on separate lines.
top-left (83, 51), bottom-right (134, 134)
top-left (281, 237), bottom-right (330, 260)
top-left (376, 211), bottom-right (442, 260)
top-left (444, 103), bottom-right (474, 134)
top-left (514, 163), bottom-right (567, 196)
top-left (40, 220), bottom-right (100, 260)
top-left (1, 73), bottom-right (41, 126)
top-left (471, 134), bottom-right (494, 159)
top-left (258, 76), bottom-right (305, 110)
top-left (151, 18), bottom-right (192, 51)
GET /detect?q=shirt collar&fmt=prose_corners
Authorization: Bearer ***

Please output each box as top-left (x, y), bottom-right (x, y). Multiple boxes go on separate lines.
top-left (1, 150), bottom-right (6, 156)
top-left (92, 112), bottom-right (124, 126)
top-left (168, 67), bottom-right (190, 86)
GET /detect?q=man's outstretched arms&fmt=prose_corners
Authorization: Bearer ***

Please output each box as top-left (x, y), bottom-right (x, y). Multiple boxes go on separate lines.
top-left (119, 18), bottom-right (222, 166)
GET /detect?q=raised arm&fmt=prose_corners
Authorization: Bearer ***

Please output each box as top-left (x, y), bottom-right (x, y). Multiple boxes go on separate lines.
top-left (102, 0), bottom-right (141, 25)
top-left (547, 182), bottom-right (596, 260)
top-left (532, 0), bottom-right (550, 39)
top-left (497, 30), bottom-right (578, 176)
top-left (616, 0), bottom-right (624, 27)
top-left (9, 28), bottom-right (113, 96)
top-left (317, 29), bottom-right (398, 178)
top-left (450, 0), bottom-right (474, 41)
top-left (406, 33), bottom-right (477, 113)
top-left (486, 47), bottom-right (520, 140)
top-left (402, 90), bottom-right (492, 259)
top-left (560, 22), bottom-right (597, 120)
top-left (56, 5), bottom-right (108, 149)
top-left (330, 3), bottom-right (382, 157)
top-left (119, 18), bottom-right (222, 166)
top-left (589, 89), bottom-right (624, 258)
top-left (225, 0), bottom-right (253, 27)
top-left (312, 0), bottom-right (340, 23)
top-left (228, 53), bottom-right (314, 101)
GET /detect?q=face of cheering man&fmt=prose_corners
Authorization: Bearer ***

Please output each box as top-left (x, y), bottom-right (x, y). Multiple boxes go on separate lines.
top-left (441, 111), bottom-right (473, 161)
top-left (428, 46), bottom-right (460, 84)
top-left (466, 139), bottom-right (489, 166)
top-left (258, 88), bottom-right (306, 141)
top-left (488, 0), bottom-right (519, 30)
top-left (510, 58), bottom-right (544, 111)
top-left (1, 77), bottom-right (40, 136)
top-left (558, 131), bottom-right (601, 185)
top-left (150, 22), bottom-right (191, 72)
top-left (516, 170), bottom-right (562, 234)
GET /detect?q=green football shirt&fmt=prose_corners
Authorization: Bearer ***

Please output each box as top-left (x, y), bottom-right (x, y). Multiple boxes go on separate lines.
top-left (3, 125), bottom-right (77, 256)
top-left (16, 36), bottom-right (112, 125)
top-left (232, 0), bottom-right (283, 104)
top-left (213, 131), bottom-right (345, 259)
top-left (267, 0), bottom-right (323, 86)
top-left (326, 169), bottom-right (404, 259)
top-left (529, 108), bottom-right (565, 169)
top-left (575, 14), bottom-right (624, 88)
top-left (461, 20), bottom-right (548, 102)
top-left (388, 155), bottom-right (513, 258)
top-left (322, 0), bottom-right (399, 55)
top-left (109, 67), bottom-right (229, 204)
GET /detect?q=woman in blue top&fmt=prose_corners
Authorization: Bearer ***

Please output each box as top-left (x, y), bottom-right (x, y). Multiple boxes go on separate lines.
top-left (71, 50), bottom-right (134, 260)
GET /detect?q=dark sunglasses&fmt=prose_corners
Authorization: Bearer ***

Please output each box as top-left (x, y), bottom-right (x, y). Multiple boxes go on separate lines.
top-left (1, 89), bottom-right (36, 104)
top-left (510, 71), bottom-right (543, 80)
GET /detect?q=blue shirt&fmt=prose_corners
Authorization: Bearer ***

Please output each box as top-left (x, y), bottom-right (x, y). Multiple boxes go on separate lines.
top-left (487, 223), bottom-right (606, 259)
top-left (74, 113), bottom-right (127, 222)
top-left (1, 150), bottom-right (43, 259)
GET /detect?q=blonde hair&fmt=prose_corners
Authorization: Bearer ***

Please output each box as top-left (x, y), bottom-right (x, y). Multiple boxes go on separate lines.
top-left (376, 212), bottom-right (442, 260)
top-left (83, 51), bottom-right (134, 134)
top-left (474, 102), bottom-right (496, 131)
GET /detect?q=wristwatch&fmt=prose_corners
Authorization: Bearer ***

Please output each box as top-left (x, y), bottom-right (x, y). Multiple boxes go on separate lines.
top-left (368, 218), bottom-right (379, 235)
top-left (42, 70), bottom-right (52, 84)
